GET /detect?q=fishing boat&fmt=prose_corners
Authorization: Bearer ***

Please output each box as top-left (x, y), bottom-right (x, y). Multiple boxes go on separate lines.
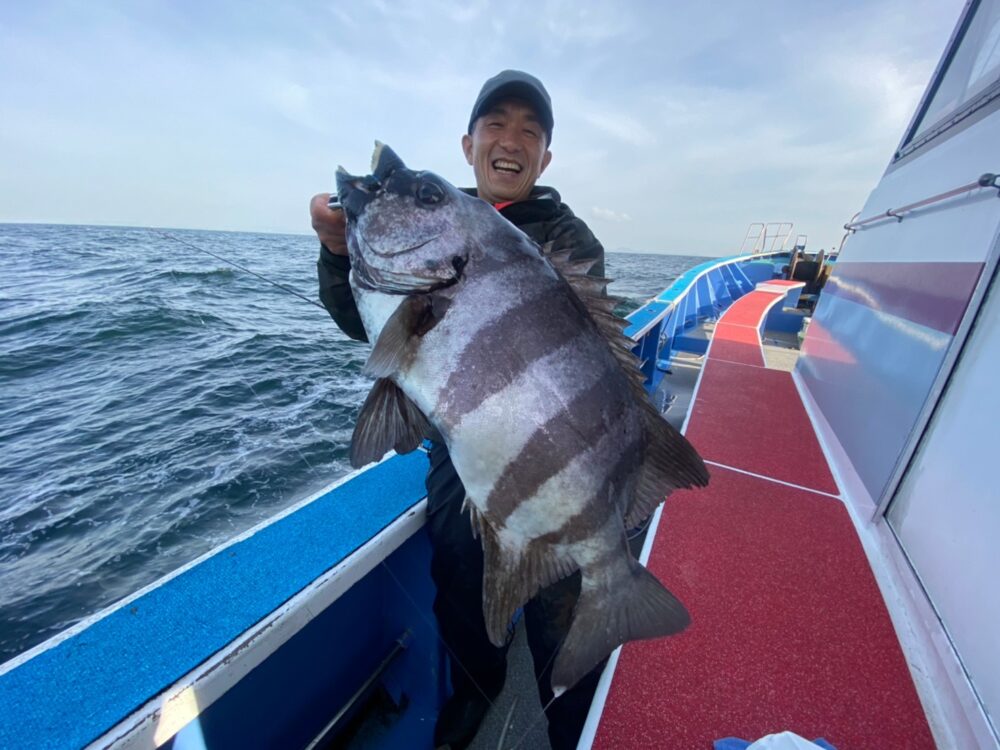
top-left (2, 1), bottom-right (998, 747)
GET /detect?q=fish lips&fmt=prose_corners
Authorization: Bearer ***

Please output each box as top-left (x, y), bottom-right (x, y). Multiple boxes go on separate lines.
top-left (335, 169), bottom-right (380, 222)
top-left (353, 245), bottom-right (468, 295)
top-left (336, 142), bottom-right (408, 220)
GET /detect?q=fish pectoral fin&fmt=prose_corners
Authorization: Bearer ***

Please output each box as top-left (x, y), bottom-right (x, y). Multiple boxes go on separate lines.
top-left (624, 403), bottom-right (711, 529)
top-left (479, 521), bottom-right (577, 648)
top-left (349, 378), bottom-right (429, 468)
top-left (364, 294), bottom-right (440, 378)
top-left (550, 555), bottom-right (690, 695)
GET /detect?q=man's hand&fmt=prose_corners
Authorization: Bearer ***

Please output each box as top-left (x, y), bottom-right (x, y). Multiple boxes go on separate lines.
top-left (310, 193), bottom-right (348, 256)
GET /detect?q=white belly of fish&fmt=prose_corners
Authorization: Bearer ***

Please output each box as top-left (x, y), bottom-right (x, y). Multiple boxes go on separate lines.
top-left (351, 280), bottom-right (403, 344)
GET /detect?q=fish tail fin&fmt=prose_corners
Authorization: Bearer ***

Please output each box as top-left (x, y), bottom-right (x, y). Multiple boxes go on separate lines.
top-left (551, 555), bottom-right (689, 695)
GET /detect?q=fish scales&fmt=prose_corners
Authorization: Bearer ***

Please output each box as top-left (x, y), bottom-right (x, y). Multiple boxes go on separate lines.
top-left (337, 143), bottom-right (709, 693)
top-left (444, 336), bottom-right (608, 517)
top-left (389, 256), bottom-right (544, 415)
top-left (439, 260), bottom-right (614, 421)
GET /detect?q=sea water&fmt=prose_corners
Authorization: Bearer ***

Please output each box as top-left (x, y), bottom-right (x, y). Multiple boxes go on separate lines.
top-left (0, 223), bottom-right (709, 661)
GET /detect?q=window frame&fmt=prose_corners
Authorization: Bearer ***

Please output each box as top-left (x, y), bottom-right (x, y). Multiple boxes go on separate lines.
top-left (892, 0), bottom-right (1000, 165)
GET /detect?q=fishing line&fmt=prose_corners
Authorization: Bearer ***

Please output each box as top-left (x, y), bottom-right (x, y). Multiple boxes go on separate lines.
top-left (154, 228), bottom-right (500, 704)
top-left (377, 557), bottom-right (501, 712)
top-left (153, 228), bottom-right (556, 739)
top-left (507, 691), bottom-right (561, 750)
top-left (495, 696), bottom-right (519, 750)
top-left (498, 618), bottom-right (577, 749)
top-left (157, 229), bottom-right (503, 713)
top-left (154, 230), bottom-right (327, 484)
top-left (153, 229), bottom-right (327, 311)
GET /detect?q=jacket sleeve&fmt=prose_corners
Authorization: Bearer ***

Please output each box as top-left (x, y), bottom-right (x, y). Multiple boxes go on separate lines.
top-left (317, 245), bottom-right (369, 343)
top-left (547, 209), bottom-right (606, 279)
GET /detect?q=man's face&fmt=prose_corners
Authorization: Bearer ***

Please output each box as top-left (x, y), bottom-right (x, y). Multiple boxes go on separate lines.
top-left (462, 97), bottom-right (552, 204)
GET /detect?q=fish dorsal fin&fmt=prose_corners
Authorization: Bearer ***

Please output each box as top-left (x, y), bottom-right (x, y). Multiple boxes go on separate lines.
top-left (350, 377), bottom-right (429, 468)
top-left (541, 243), bottom-right (649, 402)
top-left (540, 243), bottom-right (710, 527)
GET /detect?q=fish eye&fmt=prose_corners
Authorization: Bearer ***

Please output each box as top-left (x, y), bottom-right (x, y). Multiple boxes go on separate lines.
top-left (417, 180), bottom-right (445, 205)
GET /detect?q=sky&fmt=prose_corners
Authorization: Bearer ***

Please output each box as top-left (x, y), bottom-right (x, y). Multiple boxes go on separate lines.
top-left (0, 1), bottom-right (966, 256)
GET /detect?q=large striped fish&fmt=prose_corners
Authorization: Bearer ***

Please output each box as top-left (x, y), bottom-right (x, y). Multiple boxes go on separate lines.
top-left (337, 143), bottom-right (709, 693)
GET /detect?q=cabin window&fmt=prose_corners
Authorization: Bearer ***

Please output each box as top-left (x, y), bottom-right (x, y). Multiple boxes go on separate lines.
top-left (904, 0), bottom-right (1000, 147)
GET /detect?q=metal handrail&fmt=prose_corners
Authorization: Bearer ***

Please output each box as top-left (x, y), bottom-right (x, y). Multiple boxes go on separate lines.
top-left (738, 222), bottom-right (794, 255)
top-left (844, 172), bottom-right (999, 231)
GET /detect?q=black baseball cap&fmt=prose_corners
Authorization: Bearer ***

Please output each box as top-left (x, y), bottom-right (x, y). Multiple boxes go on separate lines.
top-left (468, 70), bottom-right (553, 143)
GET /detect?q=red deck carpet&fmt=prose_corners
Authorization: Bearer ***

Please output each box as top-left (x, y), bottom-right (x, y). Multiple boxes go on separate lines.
top-left (593, 469), bottom-right (936, 749)
top-left (687, 359), bottom-right (838, 495)
top-left (709, 323), bottom-right (765, 367)
top-left (592, 287), bottom-right (935, 749)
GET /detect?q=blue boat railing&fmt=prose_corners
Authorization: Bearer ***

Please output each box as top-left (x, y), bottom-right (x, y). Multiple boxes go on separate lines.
top-left (624, 251), bottom-right (789, 393)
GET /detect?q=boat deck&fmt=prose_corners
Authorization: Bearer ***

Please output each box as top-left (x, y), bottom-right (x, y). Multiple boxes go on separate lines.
top-left (0, 453), bottom-right (433, 750)
top-left (587, 283), bottom-right (936, 749)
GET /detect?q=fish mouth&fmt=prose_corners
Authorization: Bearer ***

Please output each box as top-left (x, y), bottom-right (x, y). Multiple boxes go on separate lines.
top-left (362, 232), bottom-right (444, 258)
top-left (354, 241), bottom-right (468, 295)
top-left (336, 169), bottom-right (381, 220)
top-left (491, 158), bottom-right (522, 175)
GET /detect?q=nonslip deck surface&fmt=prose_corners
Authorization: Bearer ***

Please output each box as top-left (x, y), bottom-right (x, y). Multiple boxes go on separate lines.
top-left (0, 452), bottom-right (430, 750)
top-left (592, 288), bottom-right (935, 749)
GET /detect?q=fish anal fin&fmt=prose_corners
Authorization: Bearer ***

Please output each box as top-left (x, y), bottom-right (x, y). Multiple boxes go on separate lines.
top-left (480, 523), bottom-right (518, 646)
top-left (349, 378), bottom-right (429, 468)
top-left (624, 405), bottom-right (710, 528)
top-left (364, 294), bottom-right (440, 378)
top-left (479, 522), bottom-right (577, 647)
top-left (551, 553), bottom-right (690, 694)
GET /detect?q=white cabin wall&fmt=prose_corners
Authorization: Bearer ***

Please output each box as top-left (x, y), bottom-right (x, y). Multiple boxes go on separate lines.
top-left (795, 2), bottom-right (1000, 741)
top-left (887, 264), bottom-right (1000, 737)
top-left (797, 112), bottom-right (1000, 511)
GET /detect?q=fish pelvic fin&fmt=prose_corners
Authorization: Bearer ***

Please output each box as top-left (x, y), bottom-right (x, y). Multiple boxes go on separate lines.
top-left (349, 377), bottom-right (429, 468)
top-left (550, 553), bottom-right (690, 694)
top-left (479, 522), bottom-right (577, 647)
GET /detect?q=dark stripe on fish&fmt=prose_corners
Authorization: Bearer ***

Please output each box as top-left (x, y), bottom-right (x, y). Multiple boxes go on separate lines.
top-left (517, 433), bottom-right (643, 597)
top-left (485, 371), bottom-right (641, 522)
top-left (436, 272), bottom-right (602, 423)
top-left (536, 435), bottom-right (645, 547)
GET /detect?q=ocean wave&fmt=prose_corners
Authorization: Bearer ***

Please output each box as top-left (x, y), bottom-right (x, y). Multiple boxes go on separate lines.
top-left (0, 225), bottom-right (699, 660)
top-left (152, 267), bottom-right (238, 282)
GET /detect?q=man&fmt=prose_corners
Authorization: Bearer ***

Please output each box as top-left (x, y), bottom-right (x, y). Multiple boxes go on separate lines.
top-left (311, 70), bottom-right (605, 750)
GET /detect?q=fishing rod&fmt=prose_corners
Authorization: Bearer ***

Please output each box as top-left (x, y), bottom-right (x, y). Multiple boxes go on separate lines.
top-left (153, 229), bottom-right (327, 311)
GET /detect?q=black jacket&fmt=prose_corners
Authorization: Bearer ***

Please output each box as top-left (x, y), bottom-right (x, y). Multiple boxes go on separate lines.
top-left (317, 186), bottom-right (605, 341)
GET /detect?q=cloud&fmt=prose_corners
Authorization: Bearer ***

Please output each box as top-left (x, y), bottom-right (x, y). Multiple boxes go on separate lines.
top-left (540, 2), bottom-right (635, 45)
top-left (592, 207), bottom-right (632, 223)
top-left (262, 78), bottom-right (322, 131)
top-left (0, 0), bottom-right (968, 254)
top-left (817, 52), bottom-right (932, 134)
top-left (580, 109), bottom-right (656, 147)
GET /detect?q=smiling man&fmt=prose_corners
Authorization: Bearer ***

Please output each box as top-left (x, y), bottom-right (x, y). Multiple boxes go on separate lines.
top-left (312, 70), bottom-right (605, 750)
top-left (462, 93), bottom-right (552, 205)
